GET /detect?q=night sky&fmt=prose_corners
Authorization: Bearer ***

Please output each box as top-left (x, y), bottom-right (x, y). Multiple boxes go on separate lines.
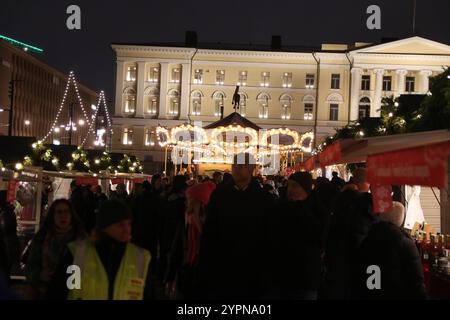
top-left (1, 0), bottom-right (449, 98)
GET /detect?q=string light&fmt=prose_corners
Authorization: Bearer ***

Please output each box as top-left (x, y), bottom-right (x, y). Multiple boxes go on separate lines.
top-left (41, 71), bottom-right (91, 143)
top-left (81, 90), bottom-right (113, 147)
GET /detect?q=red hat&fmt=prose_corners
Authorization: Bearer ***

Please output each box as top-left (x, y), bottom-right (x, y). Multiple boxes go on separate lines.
top-left (185, 181), bottom-right (216, 206)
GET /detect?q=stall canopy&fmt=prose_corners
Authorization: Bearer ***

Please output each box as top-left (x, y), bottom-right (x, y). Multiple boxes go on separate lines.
top-left (318, 129), bottom-right (450, 166)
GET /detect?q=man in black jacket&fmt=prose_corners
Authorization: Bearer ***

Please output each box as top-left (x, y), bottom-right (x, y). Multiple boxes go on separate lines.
top-left (272, 172), bottom-right (325, 300)
top-left (352, 201), bottom-right (427, 299)
top-left (198, 153), bottom-right (275, 299)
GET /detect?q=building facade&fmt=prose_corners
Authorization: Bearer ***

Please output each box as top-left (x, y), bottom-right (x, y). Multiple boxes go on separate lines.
top-left (0, 37), bottom-right (98, 145)
top-left (111, 37), bottom-right (450, 165)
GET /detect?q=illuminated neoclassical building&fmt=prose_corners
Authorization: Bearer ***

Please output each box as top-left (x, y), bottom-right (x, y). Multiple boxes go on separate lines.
top-left (110, 36), bottom-right (450, 167)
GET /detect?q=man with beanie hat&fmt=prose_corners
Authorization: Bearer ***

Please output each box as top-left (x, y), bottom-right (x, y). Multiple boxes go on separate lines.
top-left (199, 152), bottom-right (275, 299)
top-left (272, 171), bottom-right (325, 299)
top-left (352, 201), bottom-right (426, 299)
top-left (47, 199), bottom-right (152, 300)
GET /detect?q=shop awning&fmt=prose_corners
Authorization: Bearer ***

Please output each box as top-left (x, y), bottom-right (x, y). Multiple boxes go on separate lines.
top-left (367, 140), bottom-right (450, 189)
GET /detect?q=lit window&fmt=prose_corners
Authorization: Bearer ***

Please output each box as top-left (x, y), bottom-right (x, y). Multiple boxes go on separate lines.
top-left (306, 74), bottom-right (315, 89)
top-left (122, 128), bottom-right (133, 145)
top-left (214, 92), bottom-right (224, 117)
top-left (331, 74), bottom-right (340, 89)
top-left (329, 103), bottom-right (339, 121)
top-left (149, 67), bottom-right (159, 83)
top-left (216, 70), bottom-right (225, 85)
top-left (145, 129), bottom-right (155, 147)
top-left (260, 72), bottom-right (270, 87)
top-left (280, 95), bottom-right (292, 120)
top-left (237, 71), bottom-right (247, 86)
top-left (282, 72), bottom-right (292, 88)
top-left (123, 92), bottom-right (136, 114)
top-left (126, 66), bottom-right (137, 82)
top-left (171, 68), bottom-right (181, 83)
top-left (191, 92), bottom-right (202, 115)
top-left (168, 91), bottom-right (180, 115)
top-left (304, 103), bottom-right (314, 120)
top-left (239, 94), bottom-right (247, 117)
top-left (257, 94), bottom-right (269, 119)
top-left (147, 96), bottom-right (158, 115)
top-left (194, 69), bottom-right (203, 84)
top-left (361, 75), bottom-right (371, 91)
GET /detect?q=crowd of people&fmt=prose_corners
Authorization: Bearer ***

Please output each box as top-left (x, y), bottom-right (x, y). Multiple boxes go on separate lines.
top-left (0, 152), bottom-right (427, 300)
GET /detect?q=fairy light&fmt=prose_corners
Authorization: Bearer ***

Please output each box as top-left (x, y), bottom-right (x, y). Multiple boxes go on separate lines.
top-left (81, 90), bottom-right (113, 146)
top-left (41, 71), bottom-right (91, 143)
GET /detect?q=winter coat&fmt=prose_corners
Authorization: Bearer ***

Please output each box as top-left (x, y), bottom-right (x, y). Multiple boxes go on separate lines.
top-left (271, 194), bottom-right (325, 295)
top-left (159, 191), bottom-right (186, 283)
top-left (25, 229), bottom-right (79, 298)
top-left (352, 221), bottom-right (427, 299)
top-left (198, 178), bottom-right (275, 299)
top-left (322, 188), bottom-right (359, 299)
top-left (132, 188), bottom-right (161, 261)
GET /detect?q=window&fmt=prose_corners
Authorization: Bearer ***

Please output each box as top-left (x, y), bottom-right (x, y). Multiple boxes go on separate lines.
top-left (122, 128), bottom-right (133, 145)
top-left (168, 91), bottom-right (180, 115)
top-left (214, 92), bottom-right (224, 117)
top-left (306, 74), bottom-right (315, 89)
top-left (257, 94), bottom-right (270, 119)
top-left (329, 104), bottom-right (339, 121)
top-left (145, 129), bottom-right (155, 147)
top-left (191, 92), bottom-right (202, 115)
top-left (406, 76), bottom-right (415, 93)
top-left (260, 72), bottom-right (270, 87)
top-left (237, 71), bottom-right (247, 86)
top-left (123, 90), bottom-right (136, 114)
top-left (282, 72), bottom-right (292, 88)
top-left (361, 75), bottom-right (371, 91)
top-left (126, 66), bottom-right (137, 82)
top-left (331, 74), bottom-right (340, 89)
top-left (383, 76), bottom-right (392, 91)
top-left (358, 97), bottom-right (371, 119)
top-left (216, 70), bottom-right (225, 85)
top-left (304, 103), bottom-right (314, 120)
top-left (280, 95), bottom-right (292, 120)
top-left (148, 67), bottom-right (159, 83)
top-left (171, 68), bottom-right (181, 83)
top-left (239, 93), bottom-right (247, 116)
top-left (147, 96), bottom-right (158, 115)
top-left (194, 69), bottom-right (203, 84)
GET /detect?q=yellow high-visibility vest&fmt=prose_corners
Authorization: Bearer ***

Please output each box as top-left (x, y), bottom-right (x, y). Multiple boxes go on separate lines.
top-left (67, 239), bottom-right (151, 300)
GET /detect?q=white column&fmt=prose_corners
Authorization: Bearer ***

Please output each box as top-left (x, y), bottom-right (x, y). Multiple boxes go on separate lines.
top-left (135, 61), bottom-right (146, 118)
top-left (159, 62), bottom-right (169, 119)
top-left (373, 69), bottom-right (384, 117)
top-left (395, 69), bottom-right (408, 97)
top-left (180, 63), bottom-right (191, 120)
top-left (419, 70), bottom-right (433, 93)
top-left (114, 60), bottom-right (125, 116)
top-left (350, 67), bottom-right (362, 121)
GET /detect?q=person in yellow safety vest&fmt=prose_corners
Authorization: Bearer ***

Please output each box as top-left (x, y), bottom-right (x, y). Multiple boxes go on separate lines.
top-left (46, 199), bottom-right (152, 300)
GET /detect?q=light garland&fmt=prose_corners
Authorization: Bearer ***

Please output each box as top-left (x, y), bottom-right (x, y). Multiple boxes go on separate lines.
top-left (41, 71), bottom-right (91, 143)
top-left (260, 128), bottom-right (300, 152)
top-left (210, 125), bottom-right (259, 148)
top-left (81, 90), bottom-right (113, 147)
